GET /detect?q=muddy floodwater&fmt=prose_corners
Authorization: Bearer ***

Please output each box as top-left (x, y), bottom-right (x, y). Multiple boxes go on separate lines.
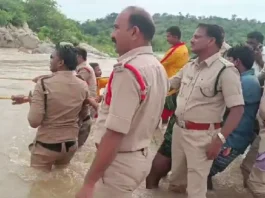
top-left (0, 48), bottom-right (251, 198)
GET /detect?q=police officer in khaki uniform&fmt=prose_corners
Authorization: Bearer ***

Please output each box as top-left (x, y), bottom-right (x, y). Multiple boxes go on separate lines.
top-left (169, 24), bottom-right (244, 198)
top-left (27, 45), bottom-right (89, 172)
top-left (247, 124), bottom-right (265, 197)
top-left (75, 47), bottom-right (97, 147)
top-left (76, 6), bottom-right (169, 198)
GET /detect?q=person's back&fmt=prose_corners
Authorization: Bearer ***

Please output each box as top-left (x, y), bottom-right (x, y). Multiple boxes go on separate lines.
top-left (28, 45), bottom-right (89, 172)
top-left (33, 72), bottom-right (89, 143)
top-left (75, 47), bottom-right (97, 147)
top-left (76, 47), bottom-right (97, 97)
top-left (225, 69), bottom-right (261, 152)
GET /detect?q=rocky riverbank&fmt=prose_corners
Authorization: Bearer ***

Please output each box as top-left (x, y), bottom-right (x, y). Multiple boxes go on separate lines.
top-left (0, 23), bottom-right (110, 58)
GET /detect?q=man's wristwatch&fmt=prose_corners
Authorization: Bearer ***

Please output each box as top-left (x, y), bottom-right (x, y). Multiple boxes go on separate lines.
top-left (217, 132), bottom-right (226, 144)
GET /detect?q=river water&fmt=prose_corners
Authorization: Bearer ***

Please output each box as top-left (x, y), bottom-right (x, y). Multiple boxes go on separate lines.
top-left (0, 48), bottom-right (251, 198)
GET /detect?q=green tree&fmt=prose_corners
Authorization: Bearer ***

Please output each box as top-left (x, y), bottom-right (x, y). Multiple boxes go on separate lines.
top-left (2, 0), bottom-right (265, 56)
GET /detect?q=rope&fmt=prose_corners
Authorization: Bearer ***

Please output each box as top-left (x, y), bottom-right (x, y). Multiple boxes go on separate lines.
top-left (0, 76), bottom-right (110, 81)
top-left (0, 77), bottom-right (32, 81)
top-left (0, 96), bottom-right (11, 100)
top-left (0, 77), bottom-right (178, 99)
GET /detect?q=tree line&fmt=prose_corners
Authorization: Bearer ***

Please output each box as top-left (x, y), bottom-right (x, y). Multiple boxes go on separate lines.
top-left (1, 0), bottom-right (265, 56)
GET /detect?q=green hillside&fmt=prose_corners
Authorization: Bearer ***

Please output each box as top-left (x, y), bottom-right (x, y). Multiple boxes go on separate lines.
top-left (1, 0), bottom-right (265, 56)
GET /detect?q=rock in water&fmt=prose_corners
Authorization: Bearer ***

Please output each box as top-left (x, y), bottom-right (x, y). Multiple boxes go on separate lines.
top-left (78, 43), bottom-right (110, 58)
top-left (32, 42), bottom-right (55, 54)
top-left (0, 23), bottom-right (40, 49)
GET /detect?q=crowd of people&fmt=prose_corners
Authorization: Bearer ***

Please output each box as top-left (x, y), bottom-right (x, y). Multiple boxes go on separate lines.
top-left (10, 5), bottom-right (265, 198)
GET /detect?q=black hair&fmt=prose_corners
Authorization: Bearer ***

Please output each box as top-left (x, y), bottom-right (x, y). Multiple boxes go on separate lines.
top-left (166, 26), bottom-right (181, 39)
top-left (218, 25), bottom-right (225, 36)
top-left (55, 44), bottom-right (78, 71)
top-left (89, 62), bottom-right (99, 69)
top-left (197, 23), bottom-right (224, 49)
top-left (247, 31), bottom-right (264, 44)
top-left (227, 44), bottom-right (255, 70)
top-left (75, 47), bottom-right (87, 61)
top-left (127, 7), bottom-right (155, 41)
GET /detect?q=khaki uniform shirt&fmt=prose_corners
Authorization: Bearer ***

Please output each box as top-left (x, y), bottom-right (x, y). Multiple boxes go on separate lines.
top-left (170, 52), bottom-right (244, 123)
top-left (28, 71), bottom-right (89, 143)
top-left (94, 46), bottom-right (169, 152)
top-left (77, 62), bottom-right (97, 97)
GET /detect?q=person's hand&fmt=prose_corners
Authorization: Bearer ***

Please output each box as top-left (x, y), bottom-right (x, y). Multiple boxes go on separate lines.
top-left (76, 184), bottom-right (94, 198)
top-left (11, 95), bottom-right (28, 105)
top-left (95, 95), bottom-right (103, 103)
top-left (206, 136), bottom-right (223, 160)
top-left (87, 97), bottom-right (99, 111)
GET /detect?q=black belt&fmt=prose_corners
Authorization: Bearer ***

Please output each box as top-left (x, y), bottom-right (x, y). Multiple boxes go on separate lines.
top-left (36, 141), bottom-right (76, 152)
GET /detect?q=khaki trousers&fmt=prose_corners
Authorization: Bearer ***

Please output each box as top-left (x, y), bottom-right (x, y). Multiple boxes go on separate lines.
top-left (170, 124), bottom-right (219, 198)
top-left (242, 128), bottom-right (265, 198)
top-left (93, 149), bottom-right (151, 198)
top-left (30, 141), bottom-right (77, 171)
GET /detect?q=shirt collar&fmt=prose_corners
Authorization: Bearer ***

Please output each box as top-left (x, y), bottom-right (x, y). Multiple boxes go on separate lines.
top-left (55, 71), bottom-right (75, 75)
top-left (77, 61), bottom-right (86, 70)
top-left (241, 68), bottom-right (255, 76)
top-left (117, 46), bottom-right (153, 62)
top-left (192, 52), bottom-right (220, 67)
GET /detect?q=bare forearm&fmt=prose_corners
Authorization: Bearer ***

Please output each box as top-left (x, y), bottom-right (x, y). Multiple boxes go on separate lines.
top-left (221, 105), bottom-right (244, 138)
top-left (84, 129), bottom-right (124, 185)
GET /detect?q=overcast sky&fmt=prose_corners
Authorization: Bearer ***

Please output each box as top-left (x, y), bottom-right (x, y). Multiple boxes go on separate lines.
top-left (56, 0), bottom-right (265, 22)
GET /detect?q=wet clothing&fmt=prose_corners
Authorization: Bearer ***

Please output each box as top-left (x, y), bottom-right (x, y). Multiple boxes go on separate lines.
top-left (76, 62), bottom-right (97, 147)
top-left (28, 71), bottom-right (89, 170)
top-left (158, 93), bottom-right (177, 158)
top-left (209, 146), bottom-right (241, 177)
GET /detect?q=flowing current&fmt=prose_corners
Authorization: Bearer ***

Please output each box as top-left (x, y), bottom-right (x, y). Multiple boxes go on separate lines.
top-left (0, 48), bottom-right (250, 198)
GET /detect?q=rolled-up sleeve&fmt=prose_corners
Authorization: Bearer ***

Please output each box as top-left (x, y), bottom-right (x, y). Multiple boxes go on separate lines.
top-left (169, 67), bottom-right (184, 90)
top-left (221, 66), bottom-right (244, 108)
top-left (27, 81), bottom-right (45, 128)
top-left (105, 70), bottom-right (140, 134)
